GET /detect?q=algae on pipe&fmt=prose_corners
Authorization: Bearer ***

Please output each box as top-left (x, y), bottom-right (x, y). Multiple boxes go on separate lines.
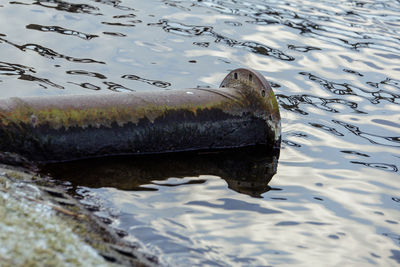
top-left (0, 68), bottom-right (281, 163)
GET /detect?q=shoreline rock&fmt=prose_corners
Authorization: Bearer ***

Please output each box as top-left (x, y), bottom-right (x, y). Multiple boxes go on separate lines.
top-left (0, 163), bottom-right (158, 267)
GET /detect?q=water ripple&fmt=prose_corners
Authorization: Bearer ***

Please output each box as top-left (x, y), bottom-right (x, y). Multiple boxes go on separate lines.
top-left (186, 198), bottom-right (281, 214)
top-left (350, 161), bottom-right (398, 172)
top-left (103, 81), bottom-right (134, 92)
top-left (26, 24), bottom-right (99, 40)
top-left (101, 21), bottom-right (141, 27)
top-left (0, 37), bottom-right (105, 64)
top-left (0, 60), bottom-right (63, 89)
top-left (66, 70), bottom-right (107, 79)
top-left (121, 74), bottom-right (171, 88)
top-left (89, 0), bottom-right (135, 11)
top-left (300, 72), bottom-right (400, 105)
top-left (333, 120), bottom-right (400, 147)
top-left (149, 19), bottom-right (294, 61)
top-left (190, 0), bottom-right (400, 54)
top-left (277, 94), bottom-right (364, 115)
top-left (10, 0), bottom-right (102, 15)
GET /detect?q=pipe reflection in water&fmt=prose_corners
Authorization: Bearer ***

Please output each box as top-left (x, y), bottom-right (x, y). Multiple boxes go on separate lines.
top-left (40, 146), bottom-right (279, 198)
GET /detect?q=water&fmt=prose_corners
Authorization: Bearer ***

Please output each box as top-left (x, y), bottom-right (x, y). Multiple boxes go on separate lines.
top-left (1, 0), bottom-right (400, 265)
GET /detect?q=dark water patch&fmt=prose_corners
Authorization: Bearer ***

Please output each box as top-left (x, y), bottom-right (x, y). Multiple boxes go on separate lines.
top-left (122, 74), bottom-right (171, 88)
top-left (375, 53), bottom-right (400, 60)
top-left (383, 233), bottom-right (400, 244)
top-left (162, 0), bottom-right (191, 11)
top-left (103, 81), bottom-right (134, 92)
top-left (287, 45), bottom-right (321, 52)
top-left (340, 55), bottom-right (353, 63)
top-left (361, 60), bottom-right (384, 70)
top-left (392, 198), bottom-right (400, 203)
top-left (333, 120), bottom-right (400, 147)
top-left (275, 221), bottom-right (300, 226)
top-left (193, 41), bottom-right (209, 47)
top-left (102, 31), bottom-right (126, 37)
top-left (0, 60), bottom-right (64, 89)
top-left (10, 0), bottom-right (102, 15)
top-left (390, 250), bottom-right (400, 264)
top-left (66, 70), bottom-right (107, 79)
top-left (343, 68), bottom-right (363, 76)
top-left (371, 252), bottom-right (381, 258)
top-left (113, 13), bottom-right (136, 18)
top-left (68, 82), bottom-right (101, 91)
top-left (18, 73), bottom-right (64, 89)
top-left (328, 234), bottom-right (339, 240)
top-left (350, 161), bottom-right (398, 172)
top-left (301, 72), bottom-right (400, 105)
top-left (277, 94), bottom-right (364, 115)
top-left (0, 61), bottom-right (35, 76)
top-left (224, 21), bottom-right (242, 26)
top-left (148, 19), bottom-right (212, 36)
top-left (69, 80), bottom-right (131, 92)
top-left (367, 82), bottom-right (379, 88)
top-left (151, 179), bottom-right (207, 187)
top-left (386, 220), bottom-right (398, 225)
top-left (341, 150), bottom-right (370, 157)
top-left (372, 119), bottom-right (400, 129)
top-left (381, 78), bottom-right (400, 90)
top-left (269, 82), bottom-right (281, 88)
top-left (101, 21), bottom-right (141, 27)
top-left (149, 19), bottom-right (294, 61)
top-left (306, 221), bottom-right (331, 226)
top-left (89, 0), bottom-right (134, 11)
top-left (26, 24), bottom-right (99, 40)
top-left (271, 197), bottom-right (287, 200)
top-left (288, 132), bottom-right (308, 138)
top-left (282, 140), bottom-right (301, 147)
top-left (314, 197), bottom-right (324, 201)
top-left (309, 123), bottom-right (344, 136)
top-left (0, 37), bottom-right (105, 64)
top-left (186, 198), bottom-right (281, 214)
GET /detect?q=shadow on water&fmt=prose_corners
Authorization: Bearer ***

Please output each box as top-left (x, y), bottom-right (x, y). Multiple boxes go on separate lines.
top-left (40, 146), bottom-right (279, 198)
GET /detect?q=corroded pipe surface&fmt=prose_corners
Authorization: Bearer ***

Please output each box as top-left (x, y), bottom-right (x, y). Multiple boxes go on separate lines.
top-left (0, 68), bottom-right (281, 163)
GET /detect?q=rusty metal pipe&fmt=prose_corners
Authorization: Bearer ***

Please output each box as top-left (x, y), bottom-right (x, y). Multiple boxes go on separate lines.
top-left (0, 68), bottom-right (281, 163)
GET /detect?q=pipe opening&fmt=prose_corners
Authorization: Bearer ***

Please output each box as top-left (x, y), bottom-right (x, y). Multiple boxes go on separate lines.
top-left (234, 72), bottom-right (238, 79)
top-left (249, 74), bottom-right (253, 82)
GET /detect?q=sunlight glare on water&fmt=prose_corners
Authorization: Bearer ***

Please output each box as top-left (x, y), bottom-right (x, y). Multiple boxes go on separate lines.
top-left (1, 0), bottom-right (400, 266)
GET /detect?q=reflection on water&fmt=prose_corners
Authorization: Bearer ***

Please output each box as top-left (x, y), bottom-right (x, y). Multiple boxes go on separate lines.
top-left (26, 24), bottom-right (99, 40)
top-left (148, 19), bottom-right (295, 61)
top-left (41, 147), bottom-right (279, 198)
top-left (1, 0), bottom-right (400, 265)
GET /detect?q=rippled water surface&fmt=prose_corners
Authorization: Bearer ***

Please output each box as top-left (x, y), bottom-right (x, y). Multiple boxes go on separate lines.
top-left (2, 0), bottom-right (400, 265)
